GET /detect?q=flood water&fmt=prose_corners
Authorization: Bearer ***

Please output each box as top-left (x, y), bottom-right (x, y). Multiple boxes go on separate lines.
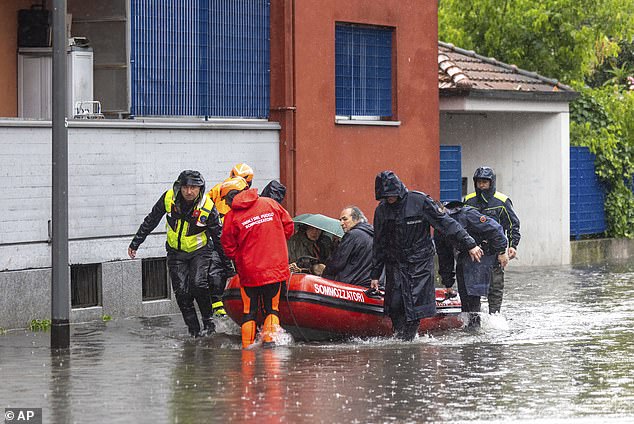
top-left (1, 262), bottom-right (634, 423)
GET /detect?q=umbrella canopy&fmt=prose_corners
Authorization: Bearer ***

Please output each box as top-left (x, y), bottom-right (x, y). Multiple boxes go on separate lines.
top-left (293, 213), bottom-right (344, 238)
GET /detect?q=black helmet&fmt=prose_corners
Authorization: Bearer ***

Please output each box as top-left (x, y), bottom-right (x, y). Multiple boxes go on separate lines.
top-left (173, 170), bottom-right (206, 202)
top-left (473, 166), bottom-right (495, 182)
top-left (473, 166), bottom-right (496, 197)
top-left (177, 170), bottom-right (205, 187)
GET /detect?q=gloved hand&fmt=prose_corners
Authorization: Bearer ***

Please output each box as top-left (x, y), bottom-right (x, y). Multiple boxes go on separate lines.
top-left (289, 262), bottom-right (301, 273)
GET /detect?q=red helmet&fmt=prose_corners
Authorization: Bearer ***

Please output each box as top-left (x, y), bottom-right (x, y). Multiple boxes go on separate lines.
top-left (220, 176), bottom-right (248, 199)
top-left (229, 163), bottom-right (254, 184)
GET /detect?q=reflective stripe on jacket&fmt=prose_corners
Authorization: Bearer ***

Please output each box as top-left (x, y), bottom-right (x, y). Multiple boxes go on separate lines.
top-left (164, 189), bottom-right (214, 252)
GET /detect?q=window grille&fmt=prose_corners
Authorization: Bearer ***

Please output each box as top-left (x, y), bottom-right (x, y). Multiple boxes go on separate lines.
top-left (71, 263), bottom-right (102, 308)
top-left (131, 0), bottom-right (270, 118)
top-left (142, 257), bottom-right (170, 301)
top-left (335, 23), bottom-right (393, 118)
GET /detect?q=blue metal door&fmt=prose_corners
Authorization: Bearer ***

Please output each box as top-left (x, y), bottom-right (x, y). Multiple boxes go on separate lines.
top-left (440, 145), bottom-right (462, 202)
top-left (570, 146), bottom-right (606, 238)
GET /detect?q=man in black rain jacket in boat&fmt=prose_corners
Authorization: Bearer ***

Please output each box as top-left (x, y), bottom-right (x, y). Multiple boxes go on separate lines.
top-left (323, 206), bottom-right (374, 287)
top-left (435, 201), bottom-right (509, 328)
top-left (370, 171), bottom-right (483, 340)
top-left (464, 166), bottom-right (521, 314)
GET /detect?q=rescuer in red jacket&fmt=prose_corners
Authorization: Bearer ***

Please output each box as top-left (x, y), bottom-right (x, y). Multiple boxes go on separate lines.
top-left (220, 177), bottom-right (295, 349)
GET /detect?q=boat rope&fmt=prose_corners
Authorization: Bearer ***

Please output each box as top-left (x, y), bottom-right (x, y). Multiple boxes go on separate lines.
top-left (285, 273), bottom-right (310, 343)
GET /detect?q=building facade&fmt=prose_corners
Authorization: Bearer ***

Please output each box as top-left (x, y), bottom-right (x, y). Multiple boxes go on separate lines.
top-left (0, 0), bottom-right (439, 328)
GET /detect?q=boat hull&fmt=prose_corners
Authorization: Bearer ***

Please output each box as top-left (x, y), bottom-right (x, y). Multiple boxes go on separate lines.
top-left (222, 273), bottom-right (463, 341)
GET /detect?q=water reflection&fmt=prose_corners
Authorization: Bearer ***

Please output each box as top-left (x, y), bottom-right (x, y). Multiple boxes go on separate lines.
top-left (49, 351), bottom-right (72, 424)
top-left (0, 261), bottom-right (633, 423)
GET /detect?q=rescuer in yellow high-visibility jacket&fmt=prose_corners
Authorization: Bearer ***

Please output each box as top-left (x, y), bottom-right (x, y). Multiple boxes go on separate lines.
top-left (128, 170), bottom-right (231, 337)
top-left (464, 166), bottom-right (521, 315)
top-left (206, 163), bottom-right (255, 317)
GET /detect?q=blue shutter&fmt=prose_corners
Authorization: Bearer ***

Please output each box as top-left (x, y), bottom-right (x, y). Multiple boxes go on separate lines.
top-left (439, 145), bottom-right (462, 202)
top-left (570, 147), bottom-right (606, 238)
top-left (335, 24), bottom-right (392, 117)
top-left (131, 0), bottom-right (270, 118)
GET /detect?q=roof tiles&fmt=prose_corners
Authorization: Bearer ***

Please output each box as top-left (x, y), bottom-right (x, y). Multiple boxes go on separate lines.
top-left (438, 41), bottom-right (575, 95)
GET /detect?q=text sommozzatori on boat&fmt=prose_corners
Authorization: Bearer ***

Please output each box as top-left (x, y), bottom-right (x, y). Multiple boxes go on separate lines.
top-left (313, 283), bottom-right (365, 302)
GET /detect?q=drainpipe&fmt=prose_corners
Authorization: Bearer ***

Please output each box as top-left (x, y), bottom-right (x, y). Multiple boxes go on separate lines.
top-left (270, 0), bottom-right (296, 215)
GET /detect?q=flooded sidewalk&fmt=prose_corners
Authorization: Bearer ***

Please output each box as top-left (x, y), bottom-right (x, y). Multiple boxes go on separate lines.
top-left (2, 262), bottom-right (634, 423)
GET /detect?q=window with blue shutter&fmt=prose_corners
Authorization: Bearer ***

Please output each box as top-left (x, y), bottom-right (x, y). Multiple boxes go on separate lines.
top-left (131, 0), bottom-right (270, 118)
top-left (335, 23), bottom-right (393, 118)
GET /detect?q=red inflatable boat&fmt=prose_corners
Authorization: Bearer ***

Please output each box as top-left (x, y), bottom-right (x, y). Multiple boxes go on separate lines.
top-left (222, 273), bottom-right (464, 341)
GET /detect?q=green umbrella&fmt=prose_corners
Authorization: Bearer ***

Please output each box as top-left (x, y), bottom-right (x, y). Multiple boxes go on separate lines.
top-left (293, 213), bottom-right (344, 238)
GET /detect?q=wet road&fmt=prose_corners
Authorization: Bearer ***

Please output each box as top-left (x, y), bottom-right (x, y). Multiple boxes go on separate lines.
top-left (1, 261), bottom-right (633, 423)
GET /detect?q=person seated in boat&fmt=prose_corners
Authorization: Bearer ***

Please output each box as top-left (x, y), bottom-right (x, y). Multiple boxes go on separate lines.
top-left (287, 224), bottom-right (333, 275)
top-left (322, 206), bottom-right (374, 288)
top-left (434, 200), bottom-right (509, 328)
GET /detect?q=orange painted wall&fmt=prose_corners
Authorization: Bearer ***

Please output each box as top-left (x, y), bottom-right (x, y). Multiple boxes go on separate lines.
top-left (0, 0), bottom-right (33, 117)
top-left (291, 0), bottom-right (439, 220)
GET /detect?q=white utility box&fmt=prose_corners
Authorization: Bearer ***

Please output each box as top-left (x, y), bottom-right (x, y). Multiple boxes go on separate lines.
top-left (18, 45), bottom-right (94, 119)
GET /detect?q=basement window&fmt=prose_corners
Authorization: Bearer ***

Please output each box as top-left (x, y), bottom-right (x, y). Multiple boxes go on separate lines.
top-left (71, 263), bottom-right (102, 308)
top-left (142, 257), bottom-right (169, 301)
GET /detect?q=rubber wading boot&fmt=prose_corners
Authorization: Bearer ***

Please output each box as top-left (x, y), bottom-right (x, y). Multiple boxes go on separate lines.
top-left (182, 311), bottom-right (201, 337)
top-left (241, 320), bottom-right (257, 349)
top-left (201, 319), bottom-right (216, 337)
top-left (212, 300), bottom-right (227, 317)
top-left (262, 314), bottom-right (280, 348)
top-left (467, 313), bottom-right (481, 329)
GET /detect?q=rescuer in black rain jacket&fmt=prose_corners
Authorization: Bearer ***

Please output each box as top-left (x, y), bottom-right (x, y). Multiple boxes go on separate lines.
top-left (261, 180), bottom-right (287, 204)
top-left (128, 170), bottom-right (230, 337)
top-left (370, 171), bottom-right (482, 341)
top-left (464, 166), bottom-right (521, 314)
top-left (435, 201), bottom-right (509, 328)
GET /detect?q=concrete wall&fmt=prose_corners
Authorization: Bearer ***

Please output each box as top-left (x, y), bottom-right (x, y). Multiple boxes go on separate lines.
top-left (0, 119), bottom-right (280, 270)
top-left (0, 259), bottom-right (181, 330)
top-left (288, 0), bottom-right (439, 219)
top-left (571, 238), bottom-right (634, 266)
top-left (440, 107), bottom-right (571, 266)
top-left (0, 119), bottom-right (280, 328)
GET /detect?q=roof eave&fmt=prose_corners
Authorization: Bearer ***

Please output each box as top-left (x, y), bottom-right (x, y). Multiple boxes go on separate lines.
top-left (440, 88), bottom-right (579, 103)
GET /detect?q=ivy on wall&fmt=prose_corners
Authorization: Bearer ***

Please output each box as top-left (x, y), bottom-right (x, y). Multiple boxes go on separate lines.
top-left (570, 85), bottom-right (634, 238)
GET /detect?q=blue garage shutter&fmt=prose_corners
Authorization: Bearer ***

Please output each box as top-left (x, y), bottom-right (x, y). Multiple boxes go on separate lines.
top-left (131, 0), bottom-right (270, 118)
top-left (570, 146), bottom-right (606, 238)
top-left (335, 23), bottom-right (393, 118)
top-left (440, 145), bottom-right (462, 202)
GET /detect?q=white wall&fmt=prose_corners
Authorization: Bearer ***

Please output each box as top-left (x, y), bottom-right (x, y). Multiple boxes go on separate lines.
top-left (440, 110), bottom-right (570, 266)
top-left (0, 119), bottom-right (280, 271)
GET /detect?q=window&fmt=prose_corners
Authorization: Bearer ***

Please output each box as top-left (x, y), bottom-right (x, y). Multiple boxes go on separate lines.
top-left (142, 257), bottom-right (170, 301)
top-left (71, 263), bottom-right (102, 308)
top-left (131, 0), bottom-right (270, 118)
top-left (335, 23), bottom-right (394, 120)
